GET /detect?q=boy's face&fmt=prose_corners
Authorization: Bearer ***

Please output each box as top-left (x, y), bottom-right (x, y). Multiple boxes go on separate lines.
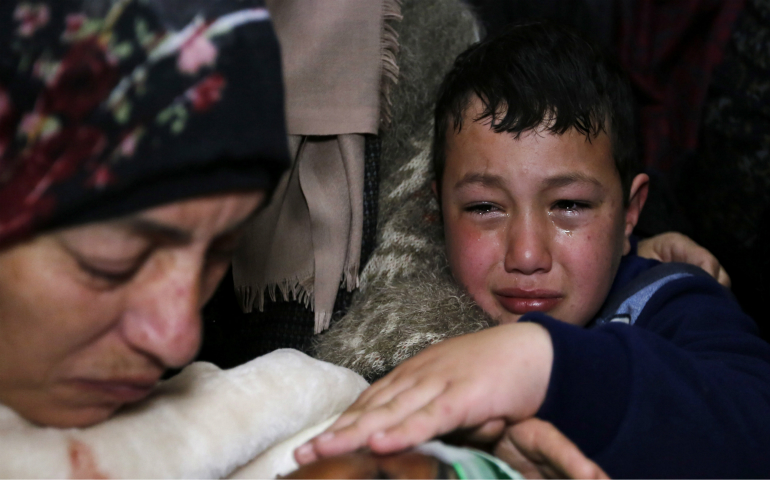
top-left (438, 100), bottom-right (647, 326)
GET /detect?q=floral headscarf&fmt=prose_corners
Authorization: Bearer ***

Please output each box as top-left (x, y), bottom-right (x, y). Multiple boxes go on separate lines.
top-left (0, 0), bottom-right (289, 247)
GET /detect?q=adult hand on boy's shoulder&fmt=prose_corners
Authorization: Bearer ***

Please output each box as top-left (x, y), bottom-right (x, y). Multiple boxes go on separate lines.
top-left (494, 418), bottom-right (609, 479)
top-left (638, 232), bottom-right (731, 287)
top-left (295, 322), bottom-right (554, 465)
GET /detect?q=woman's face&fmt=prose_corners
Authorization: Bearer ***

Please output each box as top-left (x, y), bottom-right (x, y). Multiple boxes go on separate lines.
top-left (0, 191), bottom-right (264, 428)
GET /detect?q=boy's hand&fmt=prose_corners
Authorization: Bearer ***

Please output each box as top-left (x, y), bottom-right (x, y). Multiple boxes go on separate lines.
top-left (638, 232), bottom-right (730, 287)
top-left (295, 322), bottom-right (554, 464)
top-left (494, 418), bottom-right (609, 479)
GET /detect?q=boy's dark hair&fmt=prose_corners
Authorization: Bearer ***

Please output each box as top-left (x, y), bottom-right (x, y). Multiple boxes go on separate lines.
top-left (433, 21), bottom-right (640, 204)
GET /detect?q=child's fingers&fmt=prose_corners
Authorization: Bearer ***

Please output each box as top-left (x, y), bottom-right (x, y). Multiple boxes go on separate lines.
top-left (294, 380), bottom-right (405, 465)
top-left (326, 375), bottom-right (423, 433)
top-left (354, 373), bottom-right (425, 412)
top-left (323, 411), bottom-right (363, 436)
top-left (367, 398), bottom-right (465, 453)
top-left (293, 442), bottom-right (319, 465)
top-left (312, 379), bottom-right (449, 457)
top-left (296, 375), bottom-right (434, 464)
top-left (454, 418), bottom-right (507, 444)
top-left (366, 379), bottom-right (490, 453)
top-left (346, 374), bottom-right (398, 407)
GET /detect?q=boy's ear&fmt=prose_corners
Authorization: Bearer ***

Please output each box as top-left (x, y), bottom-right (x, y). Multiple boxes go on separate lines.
top-left (623, 173), bottom-right (650, 254)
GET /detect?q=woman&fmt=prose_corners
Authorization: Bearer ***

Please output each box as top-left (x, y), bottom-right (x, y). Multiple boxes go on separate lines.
top-left (0, 0), bottom-right (292, 430)
top-left (0, 2), bottom-right (373, 478)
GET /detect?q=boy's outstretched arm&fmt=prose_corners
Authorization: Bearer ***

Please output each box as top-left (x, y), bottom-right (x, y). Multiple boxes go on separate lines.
top-left (294, 322), bottom-right (553, 464)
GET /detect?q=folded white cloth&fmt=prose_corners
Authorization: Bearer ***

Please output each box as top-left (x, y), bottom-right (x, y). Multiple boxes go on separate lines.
top-left (0, 349), bottom-right (368, 479)
top-left (229, 414), bottom-right (339, 478)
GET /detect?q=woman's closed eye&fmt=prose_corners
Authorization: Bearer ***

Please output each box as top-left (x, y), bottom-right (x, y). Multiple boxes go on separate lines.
top-left (56, 225), bottom-right (155, 288)
top-left (75, 257), bottom-right (145, 287)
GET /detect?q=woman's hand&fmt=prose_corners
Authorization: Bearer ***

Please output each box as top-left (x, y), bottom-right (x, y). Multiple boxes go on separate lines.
top-left (638, 232), bottom-right (730, 287)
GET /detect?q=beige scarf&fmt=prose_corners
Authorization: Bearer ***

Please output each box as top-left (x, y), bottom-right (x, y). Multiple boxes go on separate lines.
top-left (233, 0), bottom-right (401, 333)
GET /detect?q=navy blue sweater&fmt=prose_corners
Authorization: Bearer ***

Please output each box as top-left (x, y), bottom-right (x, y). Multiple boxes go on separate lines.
top-left (527, 254), bottom-right (770, 478)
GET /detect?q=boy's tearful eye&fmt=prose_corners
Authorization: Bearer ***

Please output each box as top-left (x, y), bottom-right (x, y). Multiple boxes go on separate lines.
top-left (552, 200), bottom-right (591, 215)
top-left (549, 199), bottom-right (596, 231)
top-left (465, 202), bottom-right (503, 216)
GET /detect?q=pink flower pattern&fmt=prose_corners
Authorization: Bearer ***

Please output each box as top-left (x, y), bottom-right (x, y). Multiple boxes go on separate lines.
top-left (178, 27), bottom-right (219, 75)
top-left (118, 129), bottom-right (142, 157)
top-left (63, 13), bottom-right (87, 39)
top-left (14, 3), bottom-right (50, 37)
top-left (0, 0), bottom-right (275, 248)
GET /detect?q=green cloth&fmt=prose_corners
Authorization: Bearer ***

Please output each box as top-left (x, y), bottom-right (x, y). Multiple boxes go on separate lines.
top-left (416, 440), bottom-right (525, 479)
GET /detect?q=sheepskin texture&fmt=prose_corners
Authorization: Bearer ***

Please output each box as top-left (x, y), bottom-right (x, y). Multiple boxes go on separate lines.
top-left (315, 272), bottom-right (492, 381)
top-left (0, 350), bottom-right (367, 479)
top-left (313, 0), bottom-right (492, 381)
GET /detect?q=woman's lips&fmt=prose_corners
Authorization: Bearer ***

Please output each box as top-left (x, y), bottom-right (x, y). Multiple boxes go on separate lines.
top-left (69, 378), bottom-right (157, 403)
top-left (494, 289), bottom-right (563, 315)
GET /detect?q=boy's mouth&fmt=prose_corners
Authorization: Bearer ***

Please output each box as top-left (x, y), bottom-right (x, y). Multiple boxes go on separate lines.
top-left (494, 289), bottom-right (563, 315)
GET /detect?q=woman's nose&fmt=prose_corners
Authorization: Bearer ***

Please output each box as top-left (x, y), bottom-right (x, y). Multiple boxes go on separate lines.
top-left (504, 214), bottom-right (553, 275)
top-left (120, 259), bottom-right (203, 368)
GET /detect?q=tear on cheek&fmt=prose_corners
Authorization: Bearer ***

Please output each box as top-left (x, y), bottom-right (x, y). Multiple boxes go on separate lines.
top-left (549, 213), bottom-right (581, 234)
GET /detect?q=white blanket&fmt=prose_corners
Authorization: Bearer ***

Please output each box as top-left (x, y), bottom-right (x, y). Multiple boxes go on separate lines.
top-left (0, 349), bottom-right (368, 479)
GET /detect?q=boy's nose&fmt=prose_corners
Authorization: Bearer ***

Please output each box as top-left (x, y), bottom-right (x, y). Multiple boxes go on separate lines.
top-left (504, 215), bottom-right (553, 275)
top-left (120, 261), bottom-right (203, 368)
